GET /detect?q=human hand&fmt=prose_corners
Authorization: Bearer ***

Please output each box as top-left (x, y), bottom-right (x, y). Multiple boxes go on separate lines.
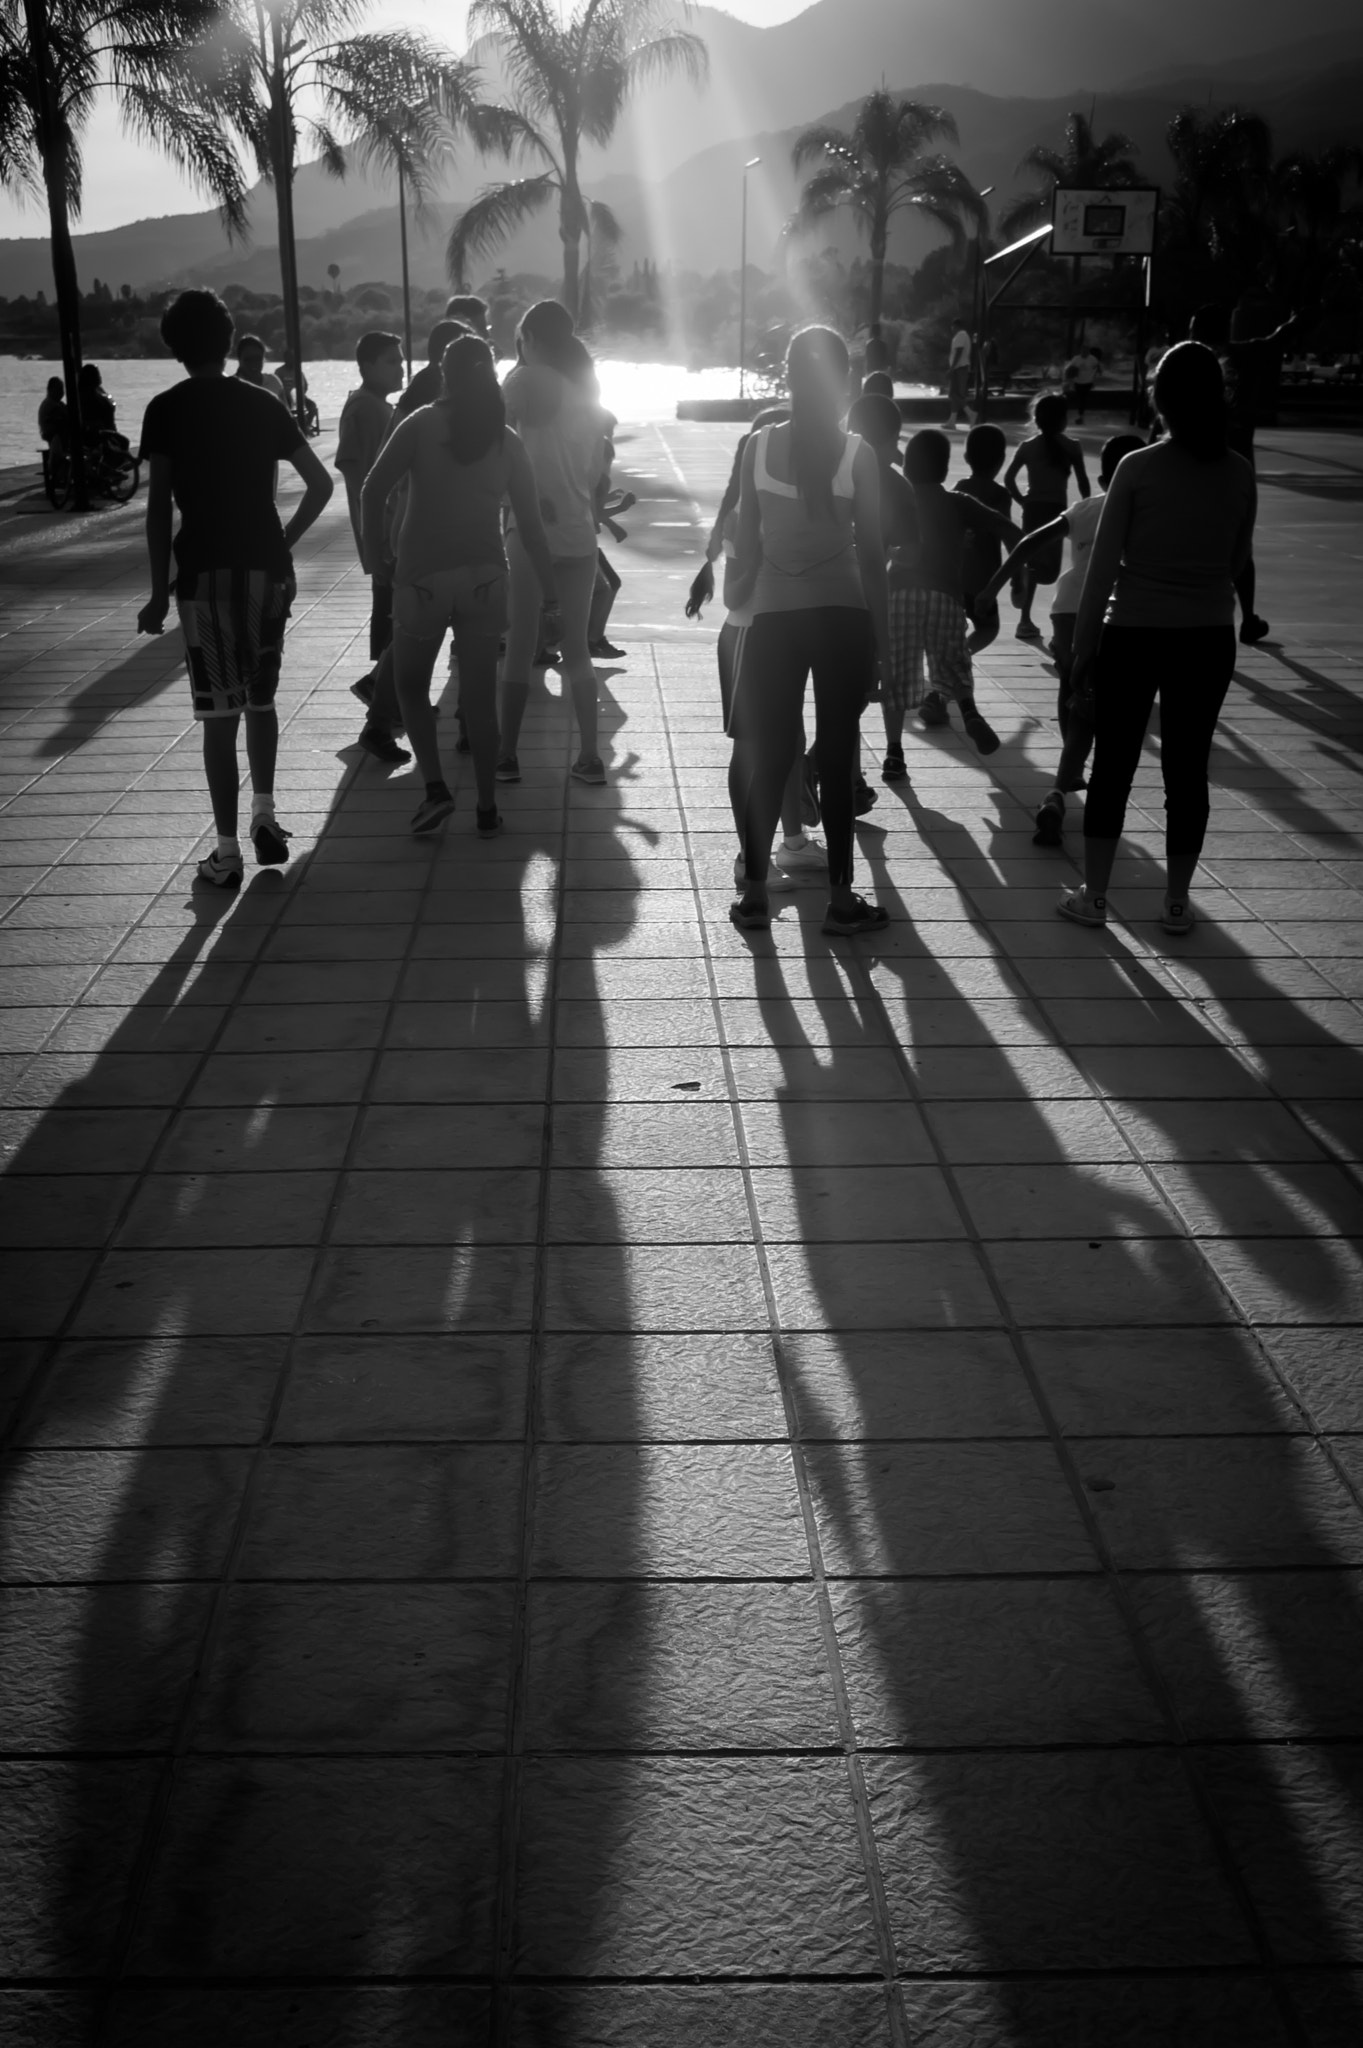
top-left (685, 560), bottom-right (715, 618)
top-left (137, 596), bottom-right (169, 635)
top-left (1069, 653), bottom-right (1096, 714)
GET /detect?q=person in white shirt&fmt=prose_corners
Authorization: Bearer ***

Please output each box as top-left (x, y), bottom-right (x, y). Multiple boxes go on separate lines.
top-left (945, 321), bottom-right (974, 428)
top-left (979, 433), bottom-right (1145, 844)
top-left (1064, 343), bottom-right (1101, 418)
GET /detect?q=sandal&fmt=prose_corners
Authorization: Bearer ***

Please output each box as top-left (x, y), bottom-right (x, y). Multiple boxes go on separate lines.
top-left (822, 895), bottom-right (890, 936)
top-left (729, 897), bottom-right (770, 931)
top-left (881, 746), bottom-right (907, 783)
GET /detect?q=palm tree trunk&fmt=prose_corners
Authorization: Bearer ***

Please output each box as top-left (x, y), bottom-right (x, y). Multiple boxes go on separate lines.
top-left (560, 144), bottom-right (583, 318)
top-left (23, 0), bottom-right (88, 510)
top-left (262, 1), bottom-right (306, 433)
top-left (869, 220), bottom-right (887, 335)
top-left (397, 161), bottom-right (413, 374)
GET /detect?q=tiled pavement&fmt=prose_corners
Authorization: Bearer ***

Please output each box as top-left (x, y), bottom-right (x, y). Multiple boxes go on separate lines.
top-left (1, 417), bottom-right (1362, 2045)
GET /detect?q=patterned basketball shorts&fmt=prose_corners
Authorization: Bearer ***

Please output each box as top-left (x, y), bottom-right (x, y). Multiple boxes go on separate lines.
top-left (178, 568), bottom-right (295, 720)
top-left (885, 588), bottom-right (974, 710)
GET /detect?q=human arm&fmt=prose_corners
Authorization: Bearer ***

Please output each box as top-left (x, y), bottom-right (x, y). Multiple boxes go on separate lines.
top-left (505, 430), bottom-right (560, 615)
top-left (339, 468), bottom-right (365, 557)
top-left (851, 441), bottom-right (891, 671)
top-left (976, 511), bottom-right (1068, 606)
top-left (281, 439), bottom-right (333, 553)
top-left (1230, 473), bottom-right (1258, 586)
top-left (137, 455), bottom-right (174, 634)
top-left (1070, 440), bottom-right (1091, 498)
top-left (724, 435), bottom-right (762, 611)
top-left (1069, 466), bottom-right (1135, 683)
top-left (359, 416), bottom-right (417, 577)
top-left (1002, 444), bottom-right (1026, 505)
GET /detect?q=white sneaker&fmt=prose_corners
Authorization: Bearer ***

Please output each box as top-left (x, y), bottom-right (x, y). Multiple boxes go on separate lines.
top-left (771, 836), bottom-right (828, 886)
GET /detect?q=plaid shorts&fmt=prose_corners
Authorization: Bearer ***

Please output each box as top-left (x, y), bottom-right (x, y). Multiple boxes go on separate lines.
top-left (178, 567), bottom-right (295, 720)
top-left (885, 588), bottom-right (973, 710)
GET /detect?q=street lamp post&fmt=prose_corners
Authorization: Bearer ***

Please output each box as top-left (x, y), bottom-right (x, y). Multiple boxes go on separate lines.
top-left (739, 156), bottom-right (761, 402)
top-left (972, 185), bottom-right (995, 415)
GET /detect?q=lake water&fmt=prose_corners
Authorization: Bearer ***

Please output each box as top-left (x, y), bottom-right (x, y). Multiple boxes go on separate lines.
top-left (0, 356), bottom-right (776, 469)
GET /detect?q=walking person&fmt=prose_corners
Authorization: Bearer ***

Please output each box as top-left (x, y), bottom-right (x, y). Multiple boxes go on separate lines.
top-left (1003, 392), bottom-right (1089, 640)
top-left (335, 329), bottom-right (409, 764)
top-left (135, 288), bottom-right (333, 885)
top-left (952, 421), bottom-right (1015, 660)
top-left (978, 432), bottom-right (1144, 842)
top-left (725, 325), bottom-right (892, 936)
top-left (945, 316), bottom-right (973, 430)
top-left (361, 335), bottom-right (561, 837)
top-left (1063, 340), bottom-right (1101, 419)
top-left (1055, 341), bottom-right (1256, 935)
top-left (498, 302), bottom-right (612, 785)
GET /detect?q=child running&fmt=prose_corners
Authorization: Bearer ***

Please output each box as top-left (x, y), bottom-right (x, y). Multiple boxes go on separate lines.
top-left (688, 408), bottom-right (828, 886)
top-left (1057, 342), bottom-right (1256, 935)
top-left (499, 302), bottom-right (613, 785)
top-left (726, 325), bottom-right (891, 936)
top-left (361, 335), bottom-right (560, 837)
top-left (979, 431), bottom-right (1144, 844)
top-left (882, 428), bottom-right (1016, 775)
top-left (335, 329), bottom-right (408, 765)
top-left (1003, 392), bottom-right (1089, 640)
top-left (136, 288), bottom-right (333, 886)
top-left (951, 422), bottom-right (1014, 662)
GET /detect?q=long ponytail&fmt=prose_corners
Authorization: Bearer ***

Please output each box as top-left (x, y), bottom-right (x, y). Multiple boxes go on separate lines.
top-left (786, 325), bottom-right (850, 521)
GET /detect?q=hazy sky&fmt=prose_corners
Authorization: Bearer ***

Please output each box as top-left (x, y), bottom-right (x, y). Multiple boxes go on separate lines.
top-left (1, 0), bottom-right (809, 241)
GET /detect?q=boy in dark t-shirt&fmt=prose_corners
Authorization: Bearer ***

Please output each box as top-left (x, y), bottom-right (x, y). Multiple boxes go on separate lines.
top-left (952, 422), bottom-right (1014, 661)
top-left (137, 289), bottom-right (333, 887)
top-left (335, 328), bottom-right (408, 764)
top-left (881, 428), bottom-right (1016, 769)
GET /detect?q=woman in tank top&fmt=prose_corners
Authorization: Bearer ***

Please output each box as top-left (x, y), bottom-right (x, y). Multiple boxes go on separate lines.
top-left (726, 325), bottom-right (892, 936)
top-left (1059, 341), bottom-right (1257, 935)
top-left (362, 335), bottom-right (559, 837)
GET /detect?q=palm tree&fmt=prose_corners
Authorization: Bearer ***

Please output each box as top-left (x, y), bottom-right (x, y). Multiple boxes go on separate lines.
top-left (790, 91), bottom-right (985, 333)
top-left (209, 0), bottom-right (481, 426)
top-left (448, 0), bottom-right (707, 318)
top-left (998, 111), bottom-right (1140, 240)
top-left (0, 0), bottom-right (248, 507)
top-left (1271, 146), bottom-right (1363, 305)
top-left (1164, 106), bottom-right (1272, 270)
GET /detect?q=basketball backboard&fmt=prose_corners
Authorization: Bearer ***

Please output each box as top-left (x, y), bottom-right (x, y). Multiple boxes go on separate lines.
top-left (1051, 188), bottom-right (1159, 256)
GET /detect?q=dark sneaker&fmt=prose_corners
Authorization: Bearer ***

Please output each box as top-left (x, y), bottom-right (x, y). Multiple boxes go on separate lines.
top-left (1033, 796), bottom-right (1065, 846)
top-left (358, 725), bottom-right (412, 766)
top-left (962, 706), bottom-right (1001, 756)
top-left (250, 815), bottom-right (291, 865)
top-left (919, 690), bottom-right (949, 728)
top-left (476, 805), bottom-right (502, 839)
top-left (853, 775), bottom-right (879, 815)
top-left (495, 755), bottom-right (520, 783)
top-left (196, 848), bottom-right (243, 888)
top-left (349, 673), bottom-right (376, 707)
top-left (589, 638), bottom-right (626, 659)
top-left (411, 789), bottom-right (456, 836)
top-left (822, 894), bottom-right (890, 936)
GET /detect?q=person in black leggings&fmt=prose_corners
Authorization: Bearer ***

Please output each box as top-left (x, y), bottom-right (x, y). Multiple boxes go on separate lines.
top-left (1058, 342), bottom-right (1257, 936)
top-left (724, 325), bottom-right (891, 937)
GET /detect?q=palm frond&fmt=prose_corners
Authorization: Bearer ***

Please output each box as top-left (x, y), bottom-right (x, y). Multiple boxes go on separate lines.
top-left (792, 123), bottom-right (851, 171)
top-left (447, 169), bottom-right (558, 277)
top-left (118, 79), bottom-right (252, 235)
top-left (621, 27), bottom-right (707, 93)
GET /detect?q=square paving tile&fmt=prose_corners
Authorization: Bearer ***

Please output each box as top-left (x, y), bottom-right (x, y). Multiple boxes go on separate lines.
top-left (532, 1443), bottom-right (807, 1577)
top-left (239, 1445), bottom-right (523, 1579)
top-left (537, 1332), bottom-right (784, 1441)
top-left (806, 1442), bottom-right (1095, 1575)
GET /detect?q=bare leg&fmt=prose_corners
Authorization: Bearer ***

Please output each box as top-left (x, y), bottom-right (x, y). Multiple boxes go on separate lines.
top-left (393, 629), bottom-right (445, 787)
top-left (454, 621), bottom-right (502, 811)
top-left (202, 717), bottom-right (241, 835)
top-left (555, 553), bottom-right (600, 764)
top-left (499, 528), bottom-right (540, 760)
top-left (243, 706), bottom-right (278, 796)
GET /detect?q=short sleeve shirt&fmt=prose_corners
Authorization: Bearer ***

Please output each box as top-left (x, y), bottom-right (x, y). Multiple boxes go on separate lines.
top-left (139, 375), bottom-right (304, 588)
top-left (949, 329), bottom-right (972, 371)
top-left (335, 385), bottom-right (393, 479)
top-left (954, 475), bottom-right (1014, 589)
top-left (1052, 490), bottom-right (1105, 612)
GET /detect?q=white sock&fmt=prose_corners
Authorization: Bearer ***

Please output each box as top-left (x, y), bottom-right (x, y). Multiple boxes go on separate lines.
top-left (251, 792), bottom-right (275, 819)
top-left (217, 833), bottom-right (240, 858)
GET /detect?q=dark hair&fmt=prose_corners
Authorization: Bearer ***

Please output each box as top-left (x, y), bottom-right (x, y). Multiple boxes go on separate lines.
top-left (77, 363), bottom-right (103, 392)
top-left (1153, 340), bottom-right (1228, 460)
top-left (1032, 391), bottom-right (1068, 444)
top-left (863, 333), bottom-right (891, 374)
top-left (560, 332), bottom-right (599, 392)
top-left (861, 370), bottom-right (894, 398)
top-left (847, 392), bottom-right (901, 450)
top-left (357, 329), bottom-right (403, 371)
top-left (439, 335), bottom-right (506, 462)
top-left (518, 298), bottom-right (579, 374)
top-left (1098, 432), bottom-right (1144, 485)
top-left (903, 427), bottom-right (951, 485)
top-left (46, 377), bottom-right (64, 396)
top-left (425, 318), bottom-right (467, 364)
top-left (785, 324), bottom-right (850, 520)
top-left (235, 333), bottom-right (265, 357)
top-left (1189, 302), bottom-right (1230, 349)
top-left (446, 293), bottom-right (489, 337)
top-left (964, 422), bottom-right (1006, 475)
top-left (161, 288), bottom-right (235, 369)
